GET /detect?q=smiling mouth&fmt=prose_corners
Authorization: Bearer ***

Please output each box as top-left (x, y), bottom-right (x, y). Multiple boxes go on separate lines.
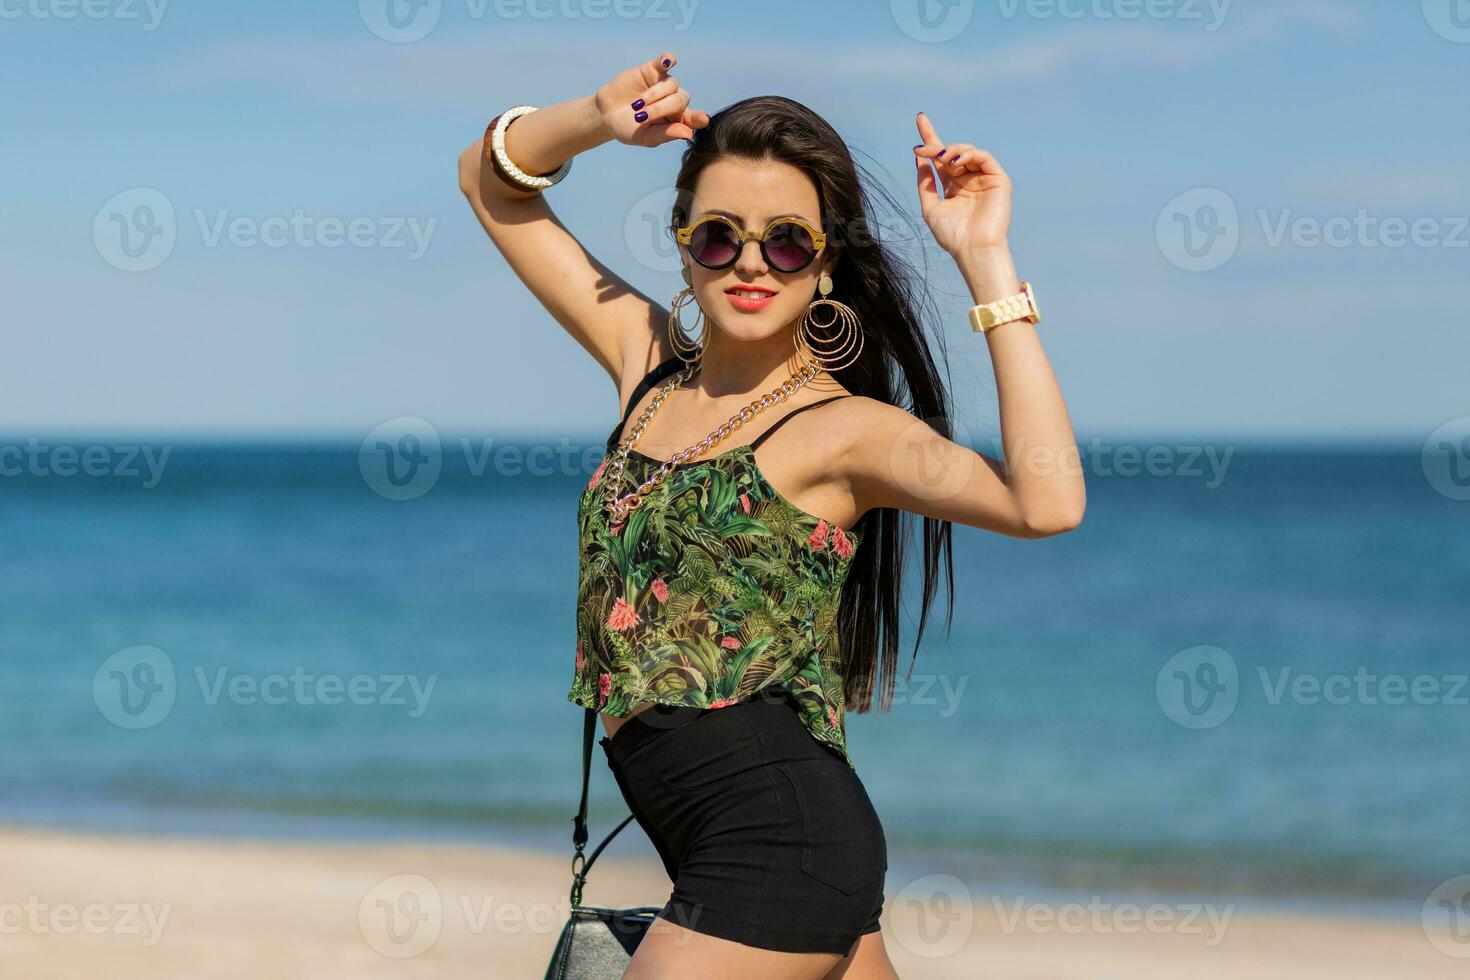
top-left (726, 288), bottom-right (778, 298)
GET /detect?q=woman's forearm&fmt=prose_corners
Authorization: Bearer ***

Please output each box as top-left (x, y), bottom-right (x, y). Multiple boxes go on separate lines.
top-left (502, 94), bottom-right (611, 178)
top-left (956, 244), bottom-right (1020, 305)
top-left (462, 94), bottom-right (611, 205)
top-left (957, 245), bottom-right (1086, 533)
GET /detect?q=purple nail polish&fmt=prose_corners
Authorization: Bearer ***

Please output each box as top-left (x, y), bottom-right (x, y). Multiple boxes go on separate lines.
top-left (634, 110), bottom-right (648, 123)
top-left (662, 58), bottom-right (671, 67)
top-left (632, 98), bottom-right (645, 110)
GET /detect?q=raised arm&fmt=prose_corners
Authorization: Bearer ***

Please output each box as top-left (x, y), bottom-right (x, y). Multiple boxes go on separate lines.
top-left (455, 53), bottom-right (709, 390)
top-left (847, 112), bottom-right (1086, 539)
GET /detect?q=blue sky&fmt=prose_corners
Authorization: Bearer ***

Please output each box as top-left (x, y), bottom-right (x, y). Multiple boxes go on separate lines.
top-left (2, 0), bottom-right (1465, 444)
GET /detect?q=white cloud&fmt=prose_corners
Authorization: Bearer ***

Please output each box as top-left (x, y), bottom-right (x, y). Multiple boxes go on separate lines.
top-left (162, 1), bottom-right (1364, 108)
top-left (964, 0), bottom-right (1362, 86)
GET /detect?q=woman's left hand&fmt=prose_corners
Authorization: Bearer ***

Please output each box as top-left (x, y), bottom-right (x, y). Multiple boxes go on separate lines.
top-left (912, 111), bottom-right (1012, 256)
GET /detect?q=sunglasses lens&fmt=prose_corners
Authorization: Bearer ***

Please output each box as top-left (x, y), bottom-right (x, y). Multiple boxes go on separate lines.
top-left (688, 219), bottom-right (740, 268)
top-left (764, 221), bottom-right (817, 271)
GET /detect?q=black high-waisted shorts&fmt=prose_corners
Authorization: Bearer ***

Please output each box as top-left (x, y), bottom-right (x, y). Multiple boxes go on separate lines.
top-left (598, 689), bottom-right (887, 955)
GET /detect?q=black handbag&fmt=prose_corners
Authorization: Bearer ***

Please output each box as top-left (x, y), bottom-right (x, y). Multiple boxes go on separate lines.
top-left (542, 708), bottom-right (664, 980)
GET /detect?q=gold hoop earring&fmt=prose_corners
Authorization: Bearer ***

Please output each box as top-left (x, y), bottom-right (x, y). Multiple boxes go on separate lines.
top-left (797, 273), bottom-right (863, 372)
top-left (668, 264), bottom-right (706, 366)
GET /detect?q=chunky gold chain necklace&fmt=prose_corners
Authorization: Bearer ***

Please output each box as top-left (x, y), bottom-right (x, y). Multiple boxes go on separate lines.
top-left (602, 358), bottom-right (821, 524)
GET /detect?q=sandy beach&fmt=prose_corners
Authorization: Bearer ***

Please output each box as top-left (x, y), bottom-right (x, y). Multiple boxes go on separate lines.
top-left (0, 825), bottom-right (1456, 979)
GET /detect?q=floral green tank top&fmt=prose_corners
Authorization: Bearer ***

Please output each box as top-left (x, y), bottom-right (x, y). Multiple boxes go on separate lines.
top-left (566, 357), bottom-right (864, 768)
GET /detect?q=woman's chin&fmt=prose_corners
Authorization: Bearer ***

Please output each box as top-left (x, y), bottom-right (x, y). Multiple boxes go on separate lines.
top-left (705, 313), bottom-right (797, 346)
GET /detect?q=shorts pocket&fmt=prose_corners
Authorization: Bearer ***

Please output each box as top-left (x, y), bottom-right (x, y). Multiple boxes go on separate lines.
top-left (645, 724), bottom-right (761, 793)
top-left (776, 759), bottom-right (887, 895)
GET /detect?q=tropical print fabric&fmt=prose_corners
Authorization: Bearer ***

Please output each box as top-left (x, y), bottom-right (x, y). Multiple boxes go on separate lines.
top-left (568, 444), bottom-right (863, 769)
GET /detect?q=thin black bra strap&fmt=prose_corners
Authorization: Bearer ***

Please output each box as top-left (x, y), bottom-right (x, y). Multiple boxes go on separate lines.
top-left (748, 395), bottom-right (851, 451)
top-left (607, 354), bottom-right (686, 451)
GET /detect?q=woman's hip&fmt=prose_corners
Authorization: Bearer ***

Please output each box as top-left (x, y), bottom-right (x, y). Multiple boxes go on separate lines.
top-left (598, 690), bottom-right (887, 884)
top-left (600, 688), bottom-right (843, 778)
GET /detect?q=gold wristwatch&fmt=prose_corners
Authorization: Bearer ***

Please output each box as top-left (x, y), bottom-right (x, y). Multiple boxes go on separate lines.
top-left (968, 281), bottom-right (1040, 333)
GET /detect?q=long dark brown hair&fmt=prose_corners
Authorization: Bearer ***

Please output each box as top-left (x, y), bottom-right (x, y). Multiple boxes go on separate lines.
top-left (669, 95), bottom-right (956, 714)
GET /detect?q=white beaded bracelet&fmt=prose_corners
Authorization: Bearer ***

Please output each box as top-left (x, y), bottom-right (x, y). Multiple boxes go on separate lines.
top-left (488, 104), bottom-right (572, 191)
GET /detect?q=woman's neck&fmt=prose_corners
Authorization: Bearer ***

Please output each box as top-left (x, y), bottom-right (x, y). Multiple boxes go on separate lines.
top-left (686, 324), bottom-right (816, 402)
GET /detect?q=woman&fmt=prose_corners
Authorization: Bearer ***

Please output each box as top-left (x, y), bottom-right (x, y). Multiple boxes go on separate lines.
top-left (458, 52), bottom-right (1084, 980)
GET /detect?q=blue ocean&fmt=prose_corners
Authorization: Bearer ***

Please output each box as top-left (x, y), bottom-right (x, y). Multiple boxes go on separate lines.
top-left (2, 438), bottom-right (1465, 915)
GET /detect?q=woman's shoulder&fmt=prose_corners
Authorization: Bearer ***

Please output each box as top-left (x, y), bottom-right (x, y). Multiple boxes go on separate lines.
top-left (751, 390), bottom-right (896, 478)
top-left (817, 394), bottom-right (949, 481)
top-left (814, 392), bottom-right (914, 445)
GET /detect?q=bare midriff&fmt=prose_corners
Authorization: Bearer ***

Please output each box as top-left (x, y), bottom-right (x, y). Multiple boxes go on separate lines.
top-left (600, 702), bottom-right (659, 741)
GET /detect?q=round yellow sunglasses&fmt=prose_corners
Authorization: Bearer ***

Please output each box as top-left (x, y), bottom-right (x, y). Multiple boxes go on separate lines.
top-left (674, 214), bottom-right (828, 273)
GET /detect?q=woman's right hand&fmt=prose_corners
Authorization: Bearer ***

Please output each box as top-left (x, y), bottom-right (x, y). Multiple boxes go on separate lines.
top-left (594, 52), bottom-right (708, 148)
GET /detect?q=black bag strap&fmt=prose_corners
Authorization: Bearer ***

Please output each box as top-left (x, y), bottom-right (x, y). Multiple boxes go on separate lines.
top-left (605, 355), bottom-right (688, 453)
top-left (569, 707), bottom-right (636, 907)
top-left (748, 395), bottom-right (851, 451)
top-left (574, 354), bottom-right (687, 907)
